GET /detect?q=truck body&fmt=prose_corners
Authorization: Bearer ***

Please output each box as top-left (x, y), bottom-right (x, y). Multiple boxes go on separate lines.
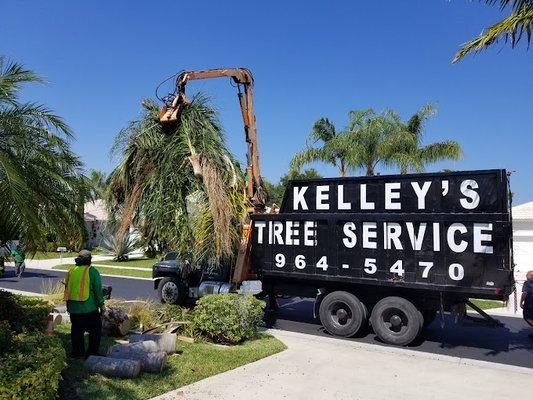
top-left (154, 169), bottom-right (513, 345)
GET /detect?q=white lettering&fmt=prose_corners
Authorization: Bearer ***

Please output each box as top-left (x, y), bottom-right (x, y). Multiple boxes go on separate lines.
top-left (433, 222), bottom-right (440, 251)
top-left (385, 182), bottom-right (401, 210)
top-left (316, 185), bottom-right (330, 210)
top-left (406, 222), bottom-right (427, 251)
top-left (447, 223), bottom-right (468, 253)
top-left (360, 184), bottom-right (375, 210)
top-left (473, 223), bottom-right (493, 254)
top-left (384, 222), bottom-right (403, 250)
top-left (411, 181), bottom-right (432, 210)
top-left (293, 186), bottom-right (308, 210)
top-left (363, 222), bottom-right (377, 249)
top-left (460, 180), bottom-right (480, 210)
top-left (343, 222), bottom-right (357, 248)
top-left (338, 185), bottom-right (351, 210)
top-left (273, 221), bottom-right (284, 245)
top-left (255, 221), bottom-right (266, 244)
top-left (303, 221), bottom-right (316, 246)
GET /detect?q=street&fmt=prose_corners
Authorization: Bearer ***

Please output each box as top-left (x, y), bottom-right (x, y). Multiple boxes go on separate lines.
top-left (1, 268), bottom-right (532, 370)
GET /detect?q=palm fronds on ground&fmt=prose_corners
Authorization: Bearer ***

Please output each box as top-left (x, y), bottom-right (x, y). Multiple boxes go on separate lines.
top-left (107, 94), bottom-right (247, 262)
top-left (0, 56), bottom-right (88, 251)
top-left (454, 0), bottom-right (533, 61)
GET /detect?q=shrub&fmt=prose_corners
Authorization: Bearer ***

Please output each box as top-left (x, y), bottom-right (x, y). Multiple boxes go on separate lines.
top-left (0, 290), bottom-right (51, 333)
top-left (107, 300), bottom-right (186, 331)
top-left (192, 294), bottom-right (265, 344)
top-left (0, 332), bottom-right (66, 400)
top-left (0, 320), bottom-right (11, 353)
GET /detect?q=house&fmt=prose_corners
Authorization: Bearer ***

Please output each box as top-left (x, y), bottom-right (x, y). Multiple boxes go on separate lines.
top-left (84, 199), bottom-right (108, 248)
top-left (507, 201), bottom-right (533, 312)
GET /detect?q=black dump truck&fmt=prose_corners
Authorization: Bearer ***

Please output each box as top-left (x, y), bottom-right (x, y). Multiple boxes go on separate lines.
top-left (153, 169), bottom-right (514, 346)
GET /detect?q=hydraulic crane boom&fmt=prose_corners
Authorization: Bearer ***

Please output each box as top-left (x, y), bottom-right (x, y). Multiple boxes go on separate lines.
top-left (159, 68), bottom-right (265, 212)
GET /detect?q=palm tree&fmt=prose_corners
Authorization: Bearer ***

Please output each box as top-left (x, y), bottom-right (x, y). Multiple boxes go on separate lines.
top-left (454, 0), bottom-right (533, 62)
top-left (0, 56), bottom-right (88, 251)
top-left (392, 104), bottom-right (463, 174)
top-left (289, 118), bottom-right (354, 177)
top-left (107, 95), bottom-right (246, 262)
top-left (87, 169), bottom-right (107, 201)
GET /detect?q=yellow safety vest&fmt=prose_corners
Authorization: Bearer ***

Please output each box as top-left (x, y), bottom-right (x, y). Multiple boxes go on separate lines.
top-left (64, 265), bottom-right (91, 301)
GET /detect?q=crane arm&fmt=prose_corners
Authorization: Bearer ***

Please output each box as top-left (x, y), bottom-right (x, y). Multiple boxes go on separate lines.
top-left (160, 68), bottom-right (265, 211)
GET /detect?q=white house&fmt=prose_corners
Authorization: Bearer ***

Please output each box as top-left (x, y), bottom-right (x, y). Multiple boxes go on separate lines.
top-left (84, 199), bottom-right (108, 248)
top-left (507, 201), bottom-right (533, 312)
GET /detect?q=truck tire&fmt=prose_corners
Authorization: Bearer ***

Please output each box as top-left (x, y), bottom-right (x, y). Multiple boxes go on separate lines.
top-left (158, 277), bottom-right (186, 305)
top-left (370, 296), bottom-right (422, 346)
top-left (319, 291), bottom-right (367, 337)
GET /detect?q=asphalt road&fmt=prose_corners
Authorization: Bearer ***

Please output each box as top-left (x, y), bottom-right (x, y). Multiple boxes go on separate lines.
top-left (266, 297), bottom-right (533, 369)
top-left (0, 268), bottom-right (157, 301)
top-left (2, 268), bottom-right (532, 369)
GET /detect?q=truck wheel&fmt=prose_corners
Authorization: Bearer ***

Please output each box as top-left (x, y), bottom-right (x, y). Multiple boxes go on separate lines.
top-left (370, 296), bottom-right (422, 346)
top-left (158, 277), bottom-right (186, 305)
top-left (319, 291), bottom-right (367, 337)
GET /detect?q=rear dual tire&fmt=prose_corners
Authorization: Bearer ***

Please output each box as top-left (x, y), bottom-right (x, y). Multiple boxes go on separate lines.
top-left (319, 291), bottom-right (368, 337)
top-left (370, 296), bottom-right (422, 346)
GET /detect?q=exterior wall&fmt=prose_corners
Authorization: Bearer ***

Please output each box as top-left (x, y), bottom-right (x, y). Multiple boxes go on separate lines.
top-left (507, 219), bottom-right (533, 313)
top-left (85, 219), bottom-right (106, 249)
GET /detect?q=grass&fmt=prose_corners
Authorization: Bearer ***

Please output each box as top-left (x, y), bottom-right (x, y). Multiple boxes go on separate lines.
top-left (95, 258), bottom-right (158, 269)
top-left (31, 251), bottom-right (78, 260)
top-left (53, 264), bottom-right (152, 279)
top-left (468, 299), bottom-right (505, 310)
top-left (55, 324), bottom-right (286, 400)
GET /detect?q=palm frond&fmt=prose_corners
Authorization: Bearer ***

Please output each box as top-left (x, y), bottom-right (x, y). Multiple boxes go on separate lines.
top-left (454, 4), bottom-right (533, 62)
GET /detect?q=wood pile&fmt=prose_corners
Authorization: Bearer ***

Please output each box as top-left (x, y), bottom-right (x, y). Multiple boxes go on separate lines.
top-left (84, 333), bottom-right (177, 378)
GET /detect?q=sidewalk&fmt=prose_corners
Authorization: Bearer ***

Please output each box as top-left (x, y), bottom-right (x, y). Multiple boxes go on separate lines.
top-left (151, 329), bottom-right (531, 400)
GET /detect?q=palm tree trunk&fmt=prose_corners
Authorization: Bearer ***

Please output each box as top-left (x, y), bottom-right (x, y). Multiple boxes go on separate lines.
top-left (339, 160), bottom-right (346, 177)
top-left (366, 163), bottom-right (374, 176)
top-left (400, 165), bottom-right (408, 174)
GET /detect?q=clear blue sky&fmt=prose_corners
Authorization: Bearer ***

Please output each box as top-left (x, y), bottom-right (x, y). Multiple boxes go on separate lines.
top-left (2, 1), bottom-right (532, 204)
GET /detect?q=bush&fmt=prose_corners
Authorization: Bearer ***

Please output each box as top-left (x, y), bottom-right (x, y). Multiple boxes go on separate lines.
top-left (0, 320), bottom-right (11, 353)
top-left (192, 294), bottom-right (265, 344)
top-left (0, 332), bottom-right (66, 400)
top-left (0, 290), bottom-right (51, 333)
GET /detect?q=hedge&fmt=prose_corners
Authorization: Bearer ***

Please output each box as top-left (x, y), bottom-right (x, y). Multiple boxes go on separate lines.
top-left (192, 294), bottom-right (265, 344)
top-left (0, 332), bottom-right (66, 400)
top-left (0, 290), bottom-right (51, 333)
top-left (0, 290), bottom-right (65, 400)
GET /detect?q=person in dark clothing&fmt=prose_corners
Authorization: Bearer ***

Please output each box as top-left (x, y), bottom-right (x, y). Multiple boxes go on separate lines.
top-left (520, 270), bottom-right (533, 338)
top-left (64, 249), bottom-right (105, 358)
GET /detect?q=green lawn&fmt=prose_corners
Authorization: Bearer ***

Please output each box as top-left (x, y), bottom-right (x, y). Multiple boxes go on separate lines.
top-left (55, 325), bottom-right (286, 400)
top-left (53, 264), bottom-right (152, 279)
top-left (30, 251), bottom-right (78, 260)
top-left (95, 257), bottom-right (158, 269)
top-left (468, 299), bottom-right (505, 310)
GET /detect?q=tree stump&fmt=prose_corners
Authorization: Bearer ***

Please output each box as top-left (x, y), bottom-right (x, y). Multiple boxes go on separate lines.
top-left (102, 307), bottom-right (132, 336)
top-left (84, 356), bottom-right (141, 378)
top-left (108, 350), bottom-right (167, 373)
top-left (107, 340), bottom-right (159, 356)
top-left (129, 333), bottom-right (177, 354)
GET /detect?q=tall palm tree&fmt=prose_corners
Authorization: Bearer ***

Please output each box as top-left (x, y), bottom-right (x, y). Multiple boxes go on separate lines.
top-left (289, 118), bottom-right (355, 177)
top-left (0, 56), bottom-right (88, 251)
top-left (454, 0), bottom-right (533, 62)
top-left (393, 104), bottom-right (463, 174)
top-left (107, 95), bottom-right (246, 262)
top-left (344, 109), bottom-right (413, 176)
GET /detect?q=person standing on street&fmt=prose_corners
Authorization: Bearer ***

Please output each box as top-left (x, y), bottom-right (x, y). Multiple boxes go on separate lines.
top-left (10, 245), bottom-right (25, 278)
top-left (64, 249), bottom-right (105, 358)
top-left (520, 270), bottom-right (533, 338)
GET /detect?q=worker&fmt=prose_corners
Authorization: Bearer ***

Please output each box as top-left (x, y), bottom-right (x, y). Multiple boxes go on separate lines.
top-left (521, 270), bottom-right (533, 338)
top-left (10, 245), bottom-right (25, 278)
top-left (64, 249), bottom-right (105, 358)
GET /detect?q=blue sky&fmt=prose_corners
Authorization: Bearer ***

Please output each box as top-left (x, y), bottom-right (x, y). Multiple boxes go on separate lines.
top-left (2, 1), bottom-right (532, 204)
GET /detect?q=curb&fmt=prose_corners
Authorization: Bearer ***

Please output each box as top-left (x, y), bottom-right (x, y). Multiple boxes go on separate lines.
top-left (266, 328), bottom-right (533, 375)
